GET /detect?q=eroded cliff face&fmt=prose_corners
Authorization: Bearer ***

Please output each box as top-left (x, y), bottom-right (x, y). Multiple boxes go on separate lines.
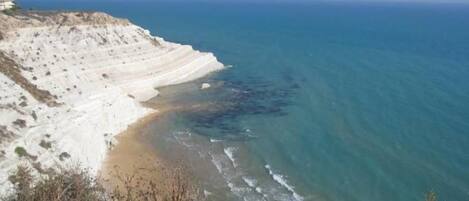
top-left (0, 11), bottom-right (223, 191)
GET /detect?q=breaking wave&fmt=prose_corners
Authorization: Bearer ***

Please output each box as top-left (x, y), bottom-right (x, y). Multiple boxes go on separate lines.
top-left (265, 165), bottom-right (304, 201)
top-left (224, 147), bottom-right (238, 168)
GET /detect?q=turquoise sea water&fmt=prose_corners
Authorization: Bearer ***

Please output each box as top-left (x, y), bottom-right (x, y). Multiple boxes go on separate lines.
top-left (23, 1), bottom-right (469, 201)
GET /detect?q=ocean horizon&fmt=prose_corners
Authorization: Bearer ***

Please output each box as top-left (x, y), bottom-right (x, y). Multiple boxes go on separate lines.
top-left (21, 1), bottom-right (469, 201)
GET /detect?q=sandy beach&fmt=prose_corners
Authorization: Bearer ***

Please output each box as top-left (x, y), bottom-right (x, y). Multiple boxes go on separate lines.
top-left (100, 111), bottom-right (162, 188)
top-left (0, 11), bottom-right (223, 192)
top-left (100, 99), bottom-right (205, 200)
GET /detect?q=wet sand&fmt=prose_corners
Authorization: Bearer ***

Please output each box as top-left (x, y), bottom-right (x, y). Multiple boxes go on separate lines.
top-left (99, 105), bottom-right (196, 193)
top-left (99, 97), bottom-right (201, 199)
top-left (99, 81), bottom-right (222, 199)
top-left (100, 111), bottom-right (163, 189)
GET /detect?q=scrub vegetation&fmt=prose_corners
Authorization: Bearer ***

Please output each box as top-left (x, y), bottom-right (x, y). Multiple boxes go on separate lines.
top-left (2, 164), bottom-right (439, 201)
top-left (3, 165), bottom-right (201, 201)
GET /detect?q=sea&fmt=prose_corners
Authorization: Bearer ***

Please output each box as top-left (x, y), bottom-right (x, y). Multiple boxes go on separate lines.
top-left (22, 1), bottom-right (469, 201)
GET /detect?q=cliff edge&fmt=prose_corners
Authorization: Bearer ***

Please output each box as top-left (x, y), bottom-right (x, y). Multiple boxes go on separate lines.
top-left (0, 11), bottom-right (223, 192)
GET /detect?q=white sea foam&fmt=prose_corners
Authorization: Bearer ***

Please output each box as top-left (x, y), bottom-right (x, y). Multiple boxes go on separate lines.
top-left (210, 151), bottom-right (258, 200)
top-left (210, 154), bottom-right (224, 174)
top-left (203, 190), bottom-right (212, 197)
top-left (265, 165), bottom-right (304, 201)
top-left (224, 147), bottom-right (238, 168)
top-left (210, 138), bottom-right (223, 143)
top-left (227, 181), bottom-right (251, 198)
top-left (255, 187), bottom-right (264, 195)
top-left (242, 176), bottom-right (270, 198)
top-left (242, 176), bottom-right (257, 188)
top-left (173, 131), bottom-right (194, 148)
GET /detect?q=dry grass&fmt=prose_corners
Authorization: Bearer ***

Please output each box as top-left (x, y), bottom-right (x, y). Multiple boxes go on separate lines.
top-left (5, 166), bottom-right (105, 201)
top-left (3, 164), bottom-right (443, 201)
top-left (3, 164), bottom-right (202, 201)
top-left (107, 165), bottom-right (201, 201)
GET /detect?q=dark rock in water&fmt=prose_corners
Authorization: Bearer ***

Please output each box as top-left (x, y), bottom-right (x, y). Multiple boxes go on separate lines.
top-left (182, 76), bottom-right (297, 141)
top-left (290, 83), bottom-right (300, 89)
top-left (281, 70), bottom-right (295, 82)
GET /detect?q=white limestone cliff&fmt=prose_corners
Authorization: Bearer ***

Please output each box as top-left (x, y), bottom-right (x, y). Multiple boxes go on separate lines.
top-left (0, 11), bottom-right (223, 192)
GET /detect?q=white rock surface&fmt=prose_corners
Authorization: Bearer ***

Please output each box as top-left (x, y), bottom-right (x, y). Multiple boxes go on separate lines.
top-left (0, 12), bottom-right (223, 192)
top-left (201, 83), bottom-right (211, 90)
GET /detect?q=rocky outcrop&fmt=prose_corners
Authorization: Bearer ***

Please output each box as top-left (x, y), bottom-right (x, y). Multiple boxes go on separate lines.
top-left (0, 11), bottom-right (223, 192)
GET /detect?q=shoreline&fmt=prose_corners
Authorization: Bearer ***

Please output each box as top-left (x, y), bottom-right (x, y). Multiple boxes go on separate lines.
top-left (99, 110), bottom-right (164, 192)
top-left (0, 10), bottom-right (223, 192)
top-left (99, 88), bottom-right (207, 197)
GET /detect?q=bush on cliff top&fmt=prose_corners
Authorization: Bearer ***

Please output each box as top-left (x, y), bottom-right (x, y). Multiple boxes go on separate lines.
top-left (3, 165), bottom-right (201, 201)
top-left (3, 165), bottom-right (438, 201)
top-left (5, 166), bottom-right (105, 201)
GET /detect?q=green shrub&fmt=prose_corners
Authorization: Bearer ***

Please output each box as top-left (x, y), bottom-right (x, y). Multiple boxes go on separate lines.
top-left (14, 147), bottom-right (28, 158)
